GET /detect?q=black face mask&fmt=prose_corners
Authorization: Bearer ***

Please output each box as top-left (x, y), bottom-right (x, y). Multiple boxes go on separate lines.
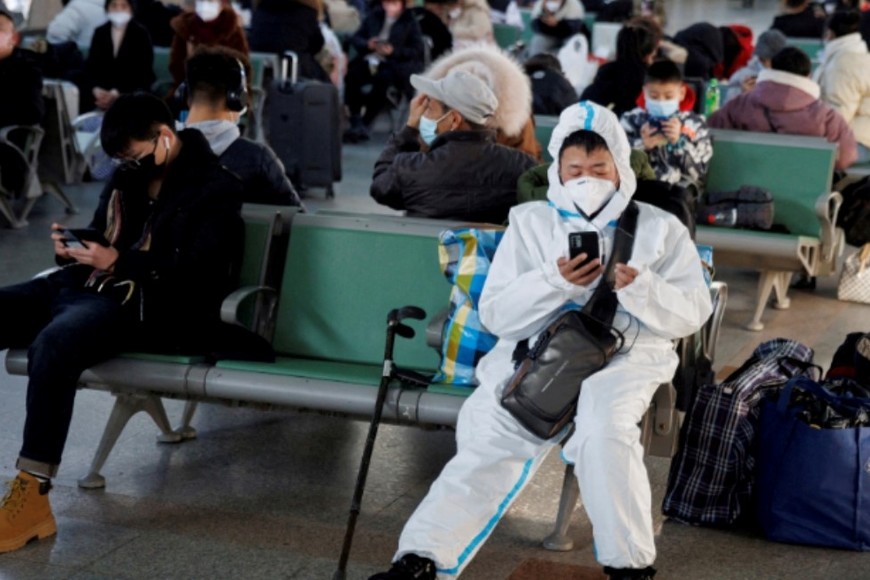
top-left (117, 138), bottom-right (168, 181)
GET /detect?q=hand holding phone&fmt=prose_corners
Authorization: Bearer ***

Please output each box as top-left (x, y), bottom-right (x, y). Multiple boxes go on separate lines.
top-left (60, 228), bottom-right (110, 249)
top-left (568, 231), bottom-right (601, 269)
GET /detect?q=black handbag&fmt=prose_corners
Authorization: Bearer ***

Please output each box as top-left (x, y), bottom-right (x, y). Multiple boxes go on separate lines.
top-left (500, 202), bottom-right (639, 439)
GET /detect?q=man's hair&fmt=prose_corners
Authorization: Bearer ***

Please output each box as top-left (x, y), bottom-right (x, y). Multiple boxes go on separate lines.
top-left (104, 0), bottom-right (137, 10)
top-left (524, 53), bottom-right (563, 75)
top-left (645, 59), bottom-right (682, 84)
top-left (771, 46), bottom-right (812, 77)
top-left (785, 0), bottom-right (809, 8)
top-left (186, 46), bottom-right (250, 108)
top-left (827, 9), bottom-right (862, 37)
top-left (0, 8), bottom-right (15, 26)
top-left (559, 129), bottom-right (609, 160)
top-left (101, 92), bottom-right (175, 157)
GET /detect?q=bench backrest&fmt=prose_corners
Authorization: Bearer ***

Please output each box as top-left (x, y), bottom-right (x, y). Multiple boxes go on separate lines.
top-left (706, 129), bottom-right (836, 238)
top-left (786, 37), bottom-right (824, 61)
top-left (534, 115), bottom-right (559, 162)
top-left (494, 24), bottom-right (521, 49)
top-left (271, 214), bottom-right (452, 369)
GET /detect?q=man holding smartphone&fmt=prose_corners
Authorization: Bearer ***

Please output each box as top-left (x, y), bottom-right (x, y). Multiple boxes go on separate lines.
top-left (0, 93), bottom-right (244, 554)
top-left (371, 102), bottom-right (712, 580)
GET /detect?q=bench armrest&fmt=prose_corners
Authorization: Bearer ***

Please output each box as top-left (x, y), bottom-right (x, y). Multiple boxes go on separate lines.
top-left (816, 191), bottom-right (845, 265)
top-left (703, 281), bottom-right (728, 363)
top-left (425, 307), bottom-right (449, 351)
top-left (220, 285), bottom-right (277, 339)
top-left (0, 124), bottom-right (45, 169)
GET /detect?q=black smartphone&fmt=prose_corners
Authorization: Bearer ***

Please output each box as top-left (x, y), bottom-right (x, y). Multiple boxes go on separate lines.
top-left (568, 231), bottom-right (600, 269)
top-left (60, 228), bottom-right (109, 249)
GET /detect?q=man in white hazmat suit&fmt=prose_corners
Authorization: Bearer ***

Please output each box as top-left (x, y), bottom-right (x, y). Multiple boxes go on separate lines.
top-left (370, 101), bottom-right (713, 580)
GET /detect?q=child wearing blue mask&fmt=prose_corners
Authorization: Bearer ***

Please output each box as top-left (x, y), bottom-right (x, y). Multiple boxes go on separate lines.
top-left (620, 60), bottom-right (712, 188)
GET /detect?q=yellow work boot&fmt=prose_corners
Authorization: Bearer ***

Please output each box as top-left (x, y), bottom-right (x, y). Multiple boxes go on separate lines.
top-left (0, 471), bottom-right (57, 553)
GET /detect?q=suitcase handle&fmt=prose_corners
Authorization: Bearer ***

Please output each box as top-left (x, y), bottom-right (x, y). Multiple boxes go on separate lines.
top-left (282, 51), bottom-right (299, 86)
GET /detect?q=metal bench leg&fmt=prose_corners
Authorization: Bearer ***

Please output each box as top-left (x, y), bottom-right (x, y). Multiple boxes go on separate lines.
top-left (78, 393), bottom-right (181, 489)
top-left (771, 272), bottom-right (792, 310)
top-left (0, 195), bottom-right (26, 228)
top-left (173, 401), bottom-right (199, 440)
top-left (746, 270), bottom-right (778, 331)
top-left (43, 181), bottom-right (77, 214)
top-left (543, 463), bottom-right (579, 551)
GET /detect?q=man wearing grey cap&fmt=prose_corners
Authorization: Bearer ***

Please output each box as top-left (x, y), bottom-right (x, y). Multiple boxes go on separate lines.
top-left (370, 69), bottom-right (536, 224)
top-left (723, 29), bottom-right (788, 103)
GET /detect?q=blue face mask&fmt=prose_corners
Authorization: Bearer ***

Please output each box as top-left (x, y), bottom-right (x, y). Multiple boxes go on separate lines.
top-left (419, 111), bottom-right (450, 146)
top-left (646, 97), bottom-right (680, 119)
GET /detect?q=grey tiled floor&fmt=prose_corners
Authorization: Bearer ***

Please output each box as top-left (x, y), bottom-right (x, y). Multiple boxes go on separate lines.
top-left (2, 1), bottom-right (870, 578)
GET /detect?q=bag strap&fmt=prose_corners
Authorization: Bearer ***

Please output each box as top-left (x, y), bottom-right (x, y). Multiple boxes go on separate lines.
top-left (581, 201), bottom-right (640, 327)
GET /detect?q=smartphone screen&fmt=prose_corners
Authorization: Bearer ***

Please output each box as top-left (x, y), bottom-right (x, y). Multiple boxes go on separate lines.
top-left (61, 228), bottom-right (109, 248)
top-left (568, 231), bottom-right (600, 269)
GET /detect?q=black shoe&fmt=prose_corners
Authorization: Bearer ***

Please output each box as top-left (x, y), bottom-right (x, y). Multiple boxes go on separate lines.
top-left (604, 566), bottom-right (657, 580)
top-left (369, 554), bottom-right (436, 580)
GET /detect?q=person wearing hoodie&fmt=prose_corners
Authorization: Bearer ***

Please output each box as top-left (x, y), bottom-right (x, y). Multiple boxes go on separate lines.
top-left (524, 52), bottom-right (577, 115)
top-left (673, 22), bottom-right (724, 81)
top-left (709, 46), bottom-right (858, 170)
top-left (47, 0), bottom-right (107, 45)
top-left (621, 60), bottom-right (712, 188)
top-left (424, 43), bottom-right (542, 159)
top-left (184, 48), bottom-right (303, 206)
top-left (724, 29), bottom-right (788, 103)
top-left (445, 0), bottom-right (493, 49)
top-left (368, 100), bottom-right (712, 580)
top-left (248, 0), bottom-right (328, 82)
top-left (581, 23), bottom-right (659, 116)
top-left (815, 10), bottom-right (870, 162)
top-left (528, 0), bottom-right (586, 56)
top-left (168, 0), bottom-right (249, 91)
top-left (370, 70), bottom-right (535, 222)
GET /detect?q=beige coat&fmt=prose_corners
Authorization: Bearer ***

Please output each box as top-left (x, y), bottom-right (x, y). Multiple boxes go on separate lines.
top-left (449, 0), bottom-right (493, 49)
top-left (816, 33), bottom-right (870, 148)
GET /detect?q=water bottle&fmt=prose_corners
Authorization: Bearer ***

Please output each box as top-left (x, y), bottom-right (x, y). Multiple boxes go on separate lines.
top-left (706, 207), bottom-right (737, 226)
top-left (705, 78), bottom-right (720, 116)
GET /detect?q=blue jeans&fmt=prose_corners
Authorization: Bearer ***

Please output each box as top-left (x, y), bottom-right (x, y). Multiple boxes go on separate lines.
top-left (0, 275), bottom-right (131, 477)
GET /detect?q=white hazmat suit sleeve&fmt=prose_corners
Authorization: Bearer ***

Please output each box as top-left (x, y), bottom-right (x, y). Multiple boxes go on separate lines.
top-left (479, 208), bottom-right (592, 341)
top-left (617, 213), bottom-right (713, 340)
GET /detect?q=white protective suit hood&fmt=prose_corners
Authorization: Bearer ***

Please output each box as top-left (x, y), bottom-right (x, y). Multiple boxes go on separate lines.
top-left (546, 101), bottom-right (637, 230)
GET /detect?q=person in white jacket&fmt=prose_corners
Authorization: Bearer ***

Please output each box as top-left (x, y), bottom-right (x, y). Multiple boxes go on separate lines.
top-left (369, 101), bottom-right (713, 580)
top-left (46, 0), bottom-right (106, 46)
top-left (815, 9), bottom-right (870, 163)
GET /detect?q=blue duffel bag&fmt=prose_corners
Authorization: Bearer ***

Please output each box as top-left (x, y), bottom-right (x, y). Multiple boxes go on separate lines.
top-left (757, 376), bottom-right (870, 550)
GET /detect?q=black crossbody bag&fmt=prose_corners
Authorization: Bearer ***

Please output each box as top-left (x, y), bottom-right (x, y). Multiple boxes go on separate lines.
top-left (500, 202), bottom-right (639, 439)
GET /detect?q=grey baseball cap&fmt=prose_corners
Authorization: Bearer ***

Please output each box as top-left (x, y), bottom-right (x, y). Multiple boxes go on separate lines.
top-left (410, 70), bottom-right (498, 126)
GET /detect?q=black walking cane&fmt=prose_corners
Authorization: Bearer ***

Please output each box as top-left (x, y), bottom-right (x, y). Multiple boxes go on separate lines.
top-left (334, 306), bottom-right (427, 580)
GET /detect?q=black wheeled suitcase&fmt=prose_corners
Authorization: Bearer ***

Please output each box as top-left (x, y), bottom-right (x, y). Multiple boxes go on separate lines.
top-left (268, 51), bottom-right (342, 197)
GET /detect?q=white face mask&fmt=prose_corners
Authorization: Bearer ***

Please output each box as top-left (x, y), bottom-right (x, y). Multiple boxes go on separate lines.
top-left (545, 0), bottom-right (561, 12)
top-left (107, 11), bottom-right (132, 27)
top-left (563, 176), bottom-right (617, 216)
top-left (196, 0), bottom-right (221, 22)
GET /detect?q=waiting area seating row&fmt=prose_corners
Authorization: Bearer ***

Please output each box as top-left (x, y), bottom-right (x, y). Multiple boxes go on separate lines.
top-left (5, 207), bottom-right (725, 547)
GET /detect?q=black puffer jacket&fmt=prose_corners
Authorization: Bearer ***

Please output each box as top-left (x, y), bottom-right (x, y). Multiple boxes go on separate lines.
top-left (580, 59), bottom-right (646, 117)
top-left (674, 22), bottom-right (724, 81)
top-left (527, 66), bottom-right (578, 116)
top-left (349, 7), bottom-right (425, 83)
top-left (249, 0), bottom-right (327, 81)
top-left (371, 127), bottom-right (536, 223)
top-left (221, 138), bottom-right (303, 207)
top-left (91, 129), bottom-right (244, 350)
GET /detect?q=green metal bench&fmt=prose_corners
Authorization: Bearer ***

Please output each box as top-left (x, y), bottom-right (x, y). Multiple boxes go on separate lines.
top-left (698, 129), bottom-right (844, 330)
top-left (534, 114), bottom-right (559, 162)
top-left (786, 36), bottom-right (824, 62)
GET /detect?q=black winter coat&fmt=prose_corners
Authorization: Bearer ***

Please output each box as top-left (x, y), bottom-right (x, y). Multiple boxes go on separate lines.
top-left (674, 23), bottom-right (724, 81)
top-left (249, 0), bottom-right (327, 81)
top-left (91, 129), bottom-right (244, 351)
top-left (0, 50), bottom-right (44, 128)
top-left (409, 7), bottom-right (452, 61)
top-left (528, 66), bottom-right (578, 116)
top-left (771, 4), bottom-right (826, 39)
top-left (580, 59), bottom-right (645, 117)
top-left (349, 8), bottom-right (425, 81)
top-left (221, 138), bottom-right (303, 207)
top-left (85, 21), bottom-right (155, 95)
top-left (371, 127), bottom-right (536, 223)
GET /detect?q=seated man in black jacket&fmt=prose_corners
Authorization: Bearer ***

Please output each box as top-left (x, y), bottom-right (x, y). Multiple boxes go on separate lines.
top-left (371, 69), bottom-right (536, 223)
top-left (184, 47), bottom-right (302, 207)
top-left (0, 93), bottom-right (247, 554)
top-left (0, 7), bottom-right (44, 205)
top-left (771, 0), bottom-right (826, 38)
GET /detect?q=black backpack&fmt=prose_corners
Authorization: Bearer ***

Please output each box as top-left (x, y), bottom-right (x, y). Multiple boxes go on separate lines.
top-left (838, 176), bottom-right (870, 247)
